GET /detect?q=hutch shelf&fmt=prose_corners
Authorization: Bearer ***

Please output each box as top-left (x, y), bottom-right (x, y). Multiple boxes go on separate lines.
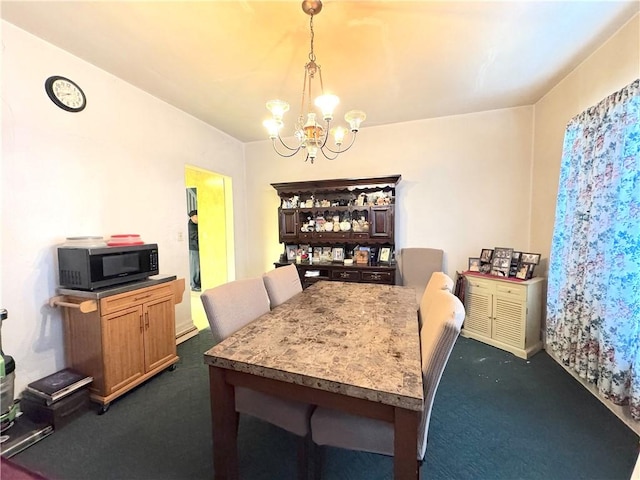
top-left (271, 175), bottom-right (401, 287)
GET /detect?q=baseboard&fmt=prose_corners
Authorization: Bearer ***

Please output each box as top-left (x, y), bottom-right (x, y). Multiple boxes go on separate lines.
top-left (546, 348), bottom-right (640, 438)
top-left (175, 325), bottom-right (199, 345)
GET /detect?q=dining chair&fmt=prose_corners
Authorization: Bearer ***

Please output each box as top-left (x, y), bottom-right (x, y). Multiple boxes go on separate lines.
top-left (201, 277), bottom-right (313, 479)
top-left (397, 247), bottom-right (445, 306)
top-left (263, 264), bottom-right (303, 308)
top-left (310, 289), bottom-right (465, 475)
top-left (418, 271), bottom-right (454, 330)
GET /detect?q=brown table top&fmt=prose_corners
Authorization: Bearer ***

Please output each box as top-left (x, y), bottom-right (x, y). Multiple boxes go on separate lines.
top-left (204, 280), bottom-right (423, 411)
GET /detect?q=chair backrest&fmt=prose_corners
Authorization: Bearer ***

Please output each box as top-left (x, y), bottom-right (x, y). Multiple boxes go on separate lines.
top-left (262, 264), bottom-right (303, 308)
top-left (397, 248), bottom-right (445, 305)
top-left (418, 271), bottom-right (454, 329)
top-left (417, 289), bottom-right (465, 459)
top-left (200, 277), bottom-right (271, 343)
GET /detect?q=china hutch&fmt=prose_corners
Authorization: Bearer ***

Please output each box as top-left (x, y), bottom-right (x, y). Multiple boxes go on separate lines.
top-left (271, 175), bottom-right (400, 288)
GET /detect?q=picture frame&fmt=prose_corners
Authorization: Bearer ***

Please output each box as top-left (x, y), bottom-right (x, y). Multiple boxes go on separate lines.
top-left (321, 247), bottom-right (332, 262)
top-left (521, 252), bottom-right (541, 265)
top-left (480, 249), bottom-right (494, 263)
top-left (285, 244), bottom-right (298, 262)
top-left (378, 246), bottom-right (392, 265)
top-left (490, 247), bottom-right (513, 277)
top-left (492, 247), bottom-right (514, 261)
top-left (468, 257), bottom-right (481, 272)
top-left (331, 246), bottom-right (345, 262)
top-left (354, 250), bottom-right (369, 265)
top-left (515, 263), bottom-right (533, 280)
top-left (509, 252), bottom-right (522, 277)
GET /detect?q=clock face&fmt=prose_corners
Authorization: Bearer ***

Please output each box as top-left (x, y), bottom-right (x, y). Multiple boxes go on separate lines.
top-left (45, 76), bottom-right (86, 112)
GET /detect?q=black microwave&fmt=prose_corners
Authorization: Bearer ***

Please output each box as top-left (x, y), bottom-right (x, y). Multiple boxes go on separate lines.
top-left (58, 244), bottom-right (159, 291)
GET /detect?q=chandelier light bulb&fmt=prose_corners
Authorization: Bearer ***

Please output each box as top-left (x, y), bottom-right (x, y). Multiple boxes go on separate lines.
top-left (344, 110), bottom-right (366, 132)
top-left (331, 126), bottom-right (347, 146)
top-left (315, 94), bottom-right (340, 121)
top-left (266, 99), bottom-right (290, 122)
top-left (263, 119), bottom-right (282, 139)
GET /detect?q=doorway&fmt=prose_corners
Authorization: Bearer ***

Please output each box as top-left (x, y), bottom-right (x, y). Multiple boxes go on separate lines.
top-left (185, 166), bottom-right (235, 330)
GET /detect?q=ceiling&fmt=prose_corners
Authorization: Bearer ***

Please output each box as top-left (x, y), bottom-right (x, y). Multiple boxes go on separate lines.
top-left (2, 1), bottom-right (639, 143)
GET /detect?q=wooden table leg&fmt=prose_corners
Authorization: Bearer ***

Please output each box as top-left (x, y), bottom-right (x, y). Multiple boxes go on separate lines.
top-left (210, 366), bottom-right (238, 480)
top-left (394, 407), bottom-right (420, 479)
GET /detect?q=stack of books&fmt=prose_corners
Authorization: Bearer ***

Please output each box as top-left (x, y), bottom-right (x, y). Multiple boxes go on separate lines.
top-left (23, 368), bottom-right (93, 405)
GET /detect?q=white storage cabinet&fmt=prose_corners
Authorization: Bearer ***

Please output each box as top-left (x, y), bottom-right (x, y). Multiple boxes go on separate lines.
top-left (461, 274), bottom-right (544, 359)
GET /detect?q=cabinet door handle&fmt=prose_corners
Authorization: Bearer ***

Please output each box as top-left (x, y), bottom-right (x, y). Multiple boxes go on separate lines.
top-left (145, 311), bottom-right (150, 328)
top-left (139, 315), bottom-right (144, 332)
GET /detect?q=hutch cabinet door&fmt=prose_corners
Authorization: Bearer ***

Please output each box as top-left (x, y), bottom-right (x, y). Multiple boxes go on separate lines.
top-left (279, 209), bottom-right (298, 242)
top-left (370, 206), bottom-right (393, 239)
top-left (102, 305), bottom-right (146, 395)
top-left (143, 295), bottom-right (178, 372)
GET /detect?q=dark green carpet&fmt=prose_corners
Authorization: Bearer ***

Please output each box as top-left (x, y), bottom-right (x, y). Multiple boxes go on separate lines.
top-left (9, 330), bottom-right (639, 480)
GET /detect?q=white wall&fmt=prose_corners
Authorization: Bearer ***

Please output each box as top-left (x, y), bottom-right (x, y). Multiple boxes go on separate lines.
top-left (245, 106), bottom-right (535, 280)
top-left (531, 14), bottom-right (640, 267)
top-left (0, 22), bottom-right (249, 394)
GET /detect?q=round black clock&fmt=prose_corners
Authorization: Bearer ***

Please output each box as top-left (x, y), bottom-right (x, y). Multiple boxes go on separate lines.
top-left (45, 76), bottom-right (86, 112)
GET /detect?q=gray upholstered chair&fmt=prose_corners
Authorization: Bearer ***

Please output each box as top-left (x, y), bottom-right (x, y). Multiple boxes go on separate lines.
top-left (310, 289), bottom-right (465, 473)
top-left (201, 277), bottom-right (313, 478)
top-left (263, 264), bottom-right (303, 308)
top-left (397, 247), bottom-right (445, 306)
top-left (418, 271), bottom-right (454, 330)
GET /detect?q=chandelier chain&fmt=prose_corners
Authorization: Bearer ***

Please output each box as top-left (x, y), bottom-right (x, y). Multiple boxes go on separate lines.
top-left (308, 14), bottom-right (316, 63)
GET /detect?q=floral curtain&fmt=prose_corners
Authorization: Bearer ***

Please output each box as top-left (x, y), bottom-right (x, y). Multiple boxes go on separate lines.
top-left (546, 78), bottom-right (640, 420)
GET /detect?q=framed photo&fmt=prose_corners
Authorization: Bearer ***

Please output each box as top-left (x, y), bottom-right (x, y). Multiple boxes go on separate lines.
top-left (468, 257), bottom-right (481, 272)
top-left (378, 246), bottom-right (392, 265)
top-left (509, 252), bottom-right (522, 277)
top-left (521, 252), bottom-right (541, 265)
top-left (331, 246), bottom-right (345, 262)
top-left (480, 249), bottom-right (493, 263)
top-left (490, 247), bottom-right (513, 277)
top-left (285, 244), bottom-right (298, 261)
top-left (515, 263), bottom-right (533, 280)
top-left (354, 250), bottom-right (369, 265)
top-left (492, 247), bottom-right (514, 261)
top-left (321, 247), bottom-right (332, 262)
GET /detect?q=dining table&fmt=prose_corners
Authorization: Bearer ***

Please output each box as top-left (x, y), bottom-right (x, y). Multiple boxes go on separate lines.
top-left (203, 280), bottom-right (423, 479)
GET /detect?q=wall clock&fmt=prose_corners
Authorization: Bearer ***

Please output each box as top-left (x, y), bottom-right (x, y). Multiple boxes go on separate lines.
top-left (44, 76), bottom-right (86, 112)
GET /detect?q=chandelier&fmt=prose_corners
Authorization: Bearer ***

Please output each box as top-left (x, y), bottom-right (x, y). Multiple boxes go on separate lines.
top-left (263, 0), bottom-right (366, 164)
